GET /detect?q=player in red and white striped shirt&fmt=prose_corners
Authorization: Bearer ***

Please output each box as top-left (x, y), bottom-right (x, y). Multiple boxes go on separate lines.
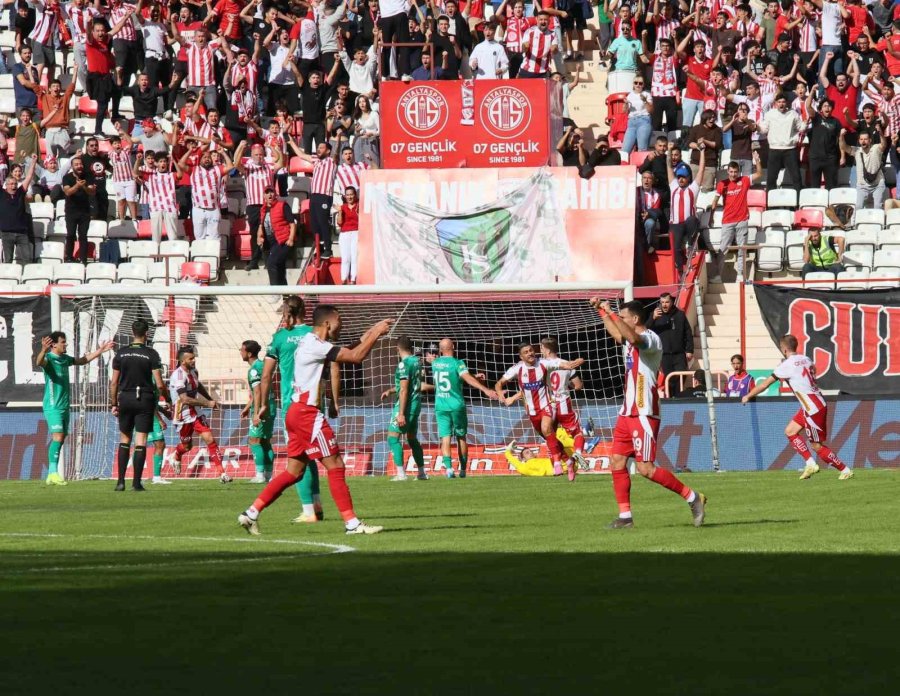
top-left (235, 140), bottom-right (283, 269)
top-left (519, 11), bottom-right (557, 78)
top-left (592, 297), bottom-right (707, 528)
top-left (335, 146), bottom-right (373, 195)
top-left (496, 343), bottom-right (583, 476)
top-left (498, 0), bottom-right (534, 77)
top-left (108, 133), bottom-right (137, 222)
top-left (136, 151), bottom-right (184, 244)
top-left (539, 337), bottom-right (586, 480)
top-left (742, 334), bottom-right (853, 480)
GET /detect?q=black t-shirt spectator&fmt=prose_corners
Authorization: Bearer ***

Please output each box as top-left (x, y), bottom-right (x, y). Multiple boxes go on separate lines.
top-left (82, 155), bottom-right (109, 191)
top-left (769, 49), bottom-right (797, 90)
top-left (855, 48), bottom-right (884, 77)
top-left (432, 35), bottom-right (460, 78)
top-left (851, 116), bottom-right (881, 147)
top-left (808, 114), bottom-right (842, 162)
top-left (122, 85), bottom-right (171, 120)
top-left (300, 84), bottom-right (328, 125)
top-left (587, 148), bottom-right (622, 167)
top-left (688, 123), bottom-right (723, 165)
top-left (0, 186), bottom-right (30, 232)
top-left (62, 172), bottom-right (95, 215)
top-left (408, 29), bottom-right (426, 71)
top-left (638, 153), bottom-right (668, 191)
top-left (14, 7), bottom-right (36, 41)
top-left (112, 343), bottom-right (162, 396)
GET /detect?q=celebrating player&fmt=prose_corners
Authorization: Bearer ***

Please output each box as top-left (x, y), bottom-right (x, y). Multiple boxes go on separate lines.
top-left (169, 346), bottom-right (231, 483)
top-left (148, 400), bottom-right (172, 485)
top-left (430, 338), bottom-right (499, 479)
top-left (257, 296), bottom-right (340, 523)
top-left (238, 306), bottom-right (392, 536)
top-left (34, 332), bottom-right (113, 485)
top-left (240, 339), bottom-right (275, 484)
top-left (742, 334), bottom-right (853, 480)
top-left (109, 320), bottom-right (169, 491)
top-left (380, 337), bottom-right (430, 481)
top-left (592, 298), bottom-right (707, 528)
top-left (539, 337), bottom-right (587, 480)
top-left (496, 344), bottom-right (582, 477)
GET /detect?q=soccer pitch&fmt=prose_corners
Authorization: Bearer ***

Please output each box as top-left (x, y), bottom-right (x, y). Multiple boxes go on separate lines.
top-left (2, 472), bottom-right (898, 694)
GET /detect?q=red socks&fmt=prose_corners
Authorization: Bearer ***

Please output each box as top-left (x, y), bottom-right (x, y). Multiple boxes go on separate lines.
top-left (252, 469), bottom-right (301, 512)
top-left (649, 466), bottom-right (692, 500)
top-left (611, 467), bottom-right (632, 514)
top-left (816, 445), bottom-right (847, 471)
top-left (545, 431), bottom-right (563, 461)
top-left (208, 441), bottom-right (224, 474)
top-left (788, 434), bottom-right (811, 460)
top-left (174, 443), bottom-right (188, 459)
top-left (327, 467), bottom-right (356, 522)
top-left (573, 433), bottom-right (585, 454)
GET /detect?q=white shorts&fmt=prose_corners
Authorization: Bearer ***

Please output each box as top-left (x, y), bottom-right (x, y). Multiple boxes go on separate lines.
top-left (113, 180), bottom-right (138, 203)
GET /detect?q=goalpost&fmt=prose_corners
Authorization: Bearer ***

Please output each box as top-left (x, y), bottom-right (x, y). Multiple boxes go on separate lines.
top-left (50, 283), bottom-right (633, 481)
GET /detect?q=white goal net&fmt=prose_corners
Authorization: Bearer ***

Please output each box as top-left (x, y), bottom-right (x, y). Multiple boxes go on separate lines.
top-left (51, 284), bottom-right (631, 480)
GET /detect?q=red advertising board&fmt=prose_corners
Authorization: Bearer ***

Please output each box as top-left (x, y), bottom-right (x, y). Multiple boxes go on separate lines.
top-left (381, 79), bottom-right (562, 169)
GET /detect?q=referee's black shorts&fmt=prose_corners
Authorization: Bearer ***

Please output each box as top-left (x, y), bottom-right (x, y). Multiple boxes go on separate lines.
top-left (118, 392), bottom-right (157, 435)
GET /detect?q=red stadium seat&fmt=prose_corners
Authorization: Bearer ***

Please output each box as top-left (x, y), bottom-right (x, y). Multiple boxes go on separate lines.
top-left (72, 241), bottom-right (96, 260)
top-left (299, 198), bottom-right (311, 234)
top-left (78, 95), bottom-right (98, 117)
top-left (236, 233), bottom-right (253, 260)
top-left (630, 150), bottom-right (653, 167)
top-left (747, 188), bottom-right (767, 213)
top-left (180, 261), bottom-right (211, 284)
top-left (605, 93), bottom-right (628, 123)
top-left (794, 209), bottom-right (823, 230)
top-left (289, 156), bottom-right (314, 175)
top-left (137, 220), bottom-right (153, 239)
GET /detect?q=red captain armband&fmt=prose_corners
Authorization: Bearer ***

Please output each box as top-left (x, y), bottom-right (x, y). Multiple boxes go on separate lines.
top-left (598, 309), bottom-right (619, 321)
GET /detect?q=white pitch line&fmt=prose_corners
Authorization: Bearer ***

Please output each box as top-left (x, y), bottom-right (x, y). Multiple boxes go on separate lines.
top-left (0, 532), bottom-right (356, 575)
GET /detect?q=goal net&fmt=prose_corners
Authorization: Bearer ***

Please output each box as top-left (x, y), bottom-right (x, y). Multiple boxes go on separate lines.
top-left (51, 284), bottom-right (631, 480)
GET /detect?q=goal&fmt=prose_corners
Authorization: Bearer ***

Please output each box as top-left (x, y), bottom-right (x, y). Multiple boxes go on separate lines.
top-left (50, 283), bottom-right (632, 480)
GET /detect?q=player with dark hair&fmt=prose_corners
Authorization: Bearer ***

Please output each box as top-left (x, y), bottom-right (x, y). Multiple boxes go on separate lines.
top-left (742, 334), bottom-right (853, 480)
top-left (539, 336), bottom-right (587, 480)
top-left (240, 339), bottom-right (275, 484)
top-left (380, 337), bottom-right (431, 481)
top-left (169, 345), bottom-right (231, 483)
top-left (109, 319), bottom-right (169, 491)
top-left (34, 331), bottom-right (113, 485)
top-left (591, 298), bottom-right (707, 528)
top-left (239, 306), bottom-right (393, 535)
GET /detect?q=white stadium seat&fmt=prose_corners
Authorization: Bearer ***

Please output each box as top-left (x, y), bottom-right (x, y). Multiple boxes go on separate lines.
top-left (0, 264), bottom-right (22, 282)
top-left (21, 263), bottom-right (53, 285)
top-left (843, 248), bottom-right (874, 271)
top-left (829, 188), bottom-right (856, 206)
top-left (88, 220), bottom-right (109, 241)
top-left (844, 227), bottom-right (879, 253)
top-left (799, 188), bottom-right (829, 210)
top-left (159, 240), bottom-right (190, 267)
top-left (785, 230), bottom-right (808, 272)
top-left (767, 189), bottom-right (797, 209)
top-left (886, 208), bottom-right (900, 230)
top-left (836, 268), bottom-right (870, 290)
top-left (804, 271), bottom-right (836, 289)
top-left (757, 229), bottom-right (785, 272)
top-left (148, 261), bottom-right (180, 284)
top-left (190, 239), bottom-right (221, 280)
top-left (877, 228), bottom-right (900, 249)
top-left (30, 202), bottom-right (55, 221)
top-left (117, 262), bottom-right (148, 284)
top-left (761, 209), bottom-right (793, 231)
top-left (40, 241), bottom-right (65, 263)
top-left (854, 209), bottom-right (885, 228)
top-left (53, 263), bottom-right (86, 284)
top-left (85, 263), bottom-right (117, 285)
top-left (127, 240), bottom-right (159, 266)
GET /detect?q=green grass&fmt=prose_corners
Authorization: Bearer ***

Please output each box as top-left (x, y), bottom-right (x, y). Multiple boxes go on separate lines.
top-left (1, 471), bottom-right (899, 695)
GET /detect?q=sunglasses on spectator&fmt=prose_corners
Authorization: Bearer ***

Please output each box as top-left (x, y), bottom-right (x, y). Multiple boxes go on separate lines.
top-left (634, 81), bottom-right (644, 85)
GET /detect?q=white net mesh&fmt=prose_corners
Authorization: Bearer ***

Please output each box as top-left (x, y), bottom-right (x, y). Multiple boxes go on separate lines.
top-left (58, 286), bottom-right (628, 480)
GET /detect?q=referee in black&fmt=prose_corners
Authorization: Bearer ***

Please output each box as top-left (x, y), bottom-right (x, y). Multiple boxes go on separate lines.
top-left (109, 319), bottom-right (168, 491)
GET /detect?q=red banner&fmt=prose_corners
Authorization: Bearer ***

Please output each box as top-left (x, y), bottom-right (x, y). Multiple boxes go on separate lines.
top-left (381, 79), bottom-right (562, 169)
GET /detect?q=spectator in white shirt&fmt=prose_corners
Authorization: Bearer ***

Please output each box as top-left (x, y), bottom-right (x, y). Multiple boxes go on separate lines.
top-left (469, 19), bottom-right (508, 78)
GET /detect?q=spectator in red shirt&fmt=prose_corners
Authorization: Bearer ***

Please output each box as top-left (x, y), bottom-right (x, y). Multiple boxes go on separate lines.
top-left (206, 0), bottom-right (243, 41)
top-left (336, 185), bottom-right (360, 284)
top-left (708, 155), bottom-right (764, 283)
top-left (820, 50), bottom-right (861, 129)
top-left (679, 39), bottom-right (712, 129)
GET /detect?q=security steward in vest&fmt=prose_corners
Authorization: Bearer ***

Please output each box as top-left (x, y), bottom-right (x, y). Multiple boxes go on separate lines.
top-left (258, 186), bottom-right (297, 287)
top-left (801, 228), bottom-right (846, 278)
top-left (109, 319), bottom-right (169, 491)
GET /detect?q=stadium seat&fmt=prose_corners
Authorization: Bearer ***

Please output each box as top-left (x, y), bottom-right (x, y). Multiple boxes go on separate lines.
top-left (77, 95), bottom-right (98, 116)
top-left (0, 264), bottom-right (22, 282)
top-left (829, 188), bottom-right (856, 206)
top-left (747, 188), bottom-right (767, 213)
top-left (757, 229), bottom-right (786, 272)
top-left (767, 189), bottom-right (798, 209)
top-left (874, 248), bottom-right (900, 270)
top-left (837, 268), bottom-right (870, 290)
top-left (747, 209), bottom-right (762, 244)
top-left (159, 239), bottom-right (190, 268)
top-left (799, 188), bottom-right (829, 211)
top-left (20, 279), bottom-right (49, 292)
top-left (127, 240), bottom-right (159, 266)
top-left (40, 240), bottom-right (65, 263)
top-left (707, 210), bottom-right (724, 247)
top-left (761, 209), bottom-right (793, 232)
top-left (804, 271), bottom-right (836, 289)
top-left (235, 233), bottom-right (252, 261)
top-left (869, 268), bottom-right (900, 289)
top-left (85, 263), bottom-right (117, 285)
top-left (87, 220), bottom-right (108, 241)
top-left (227, 196), bottom-right (246, 216)
top-left (843, 247), bottom-right (874, 270)
top-left (117, 262), bottom-right (148, 284)
top-left (886, 208), bottom-right (900, 230)
top-left (72, 240), bottom-right (96, 261)
top-left (854, 209), bottom-right (885, 228)
top-left (288, 156), bottom-right (314, 175)
top-left (180, 261), bottom-right (211, 284)
top-left (31, 220), bottom-right (48, 240)
top-left (629, 150), bottom-right (653, 167)
top-left (696, 190), bottom-right (716, 212)
top-left (30, 201), bottom-right (54, 222)
top-left (107, 220), bottom-right (138, 239)
top-left (793, 209), bottom-right (823, 230)
top-left (287, 176), bottom-right (311, 196)
top-left (785, 230), bottom-right (808, 271)
top-left (21, 263), bottom-right (53, 285)
top-left (53, 263), bottom-right (86, 284)
top-left (0, 280), bottom-right (18, 292)
top-left (190, 240), bottom-right (220, 279)
top-left (877, 228), bottom-right (900, 249)
top-left (148, 261), bottom-right (180, 285)
top-left (845, 227), bottom-right (879, 253)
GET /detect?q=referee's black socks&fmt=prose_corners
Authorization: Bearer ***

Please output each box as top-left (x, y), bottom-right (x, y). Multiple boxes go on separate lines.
top-left (117, 443), bottom-right (130, 484)
top-left (132, 446), bottom-right (147, 487)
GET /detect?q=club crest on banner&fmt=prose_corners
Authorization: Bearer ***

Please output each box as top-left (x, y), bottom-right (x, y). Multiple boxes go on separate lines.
top-left (480, 86), bottom-right (533, 140)
top-left (397, 86), bottom-right (449, 139)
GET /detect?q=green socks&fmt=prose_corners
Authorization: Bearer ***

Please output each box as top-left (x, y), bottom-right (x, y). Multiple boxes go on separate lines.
top-left (250, 443), bottom-right (265, 475)
top-left (153, 452), bottom-right (163, 477)
top-left (48, 440), bottom-right (62, 476)
top-left (294, 464), bottom-right (320, 505)
top-left (459, 452), bottom-right (467, 473)
top-left (263, 445), bottom-right (274, 476)
top-left (442, 455), bottom-right (453, 472)
top-left (388, 434), bottom-right (404, 471)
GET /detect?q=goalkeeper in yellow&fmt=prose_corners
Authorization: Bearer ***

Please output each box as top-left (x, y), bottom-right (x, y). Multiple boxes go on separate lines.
top-left (506, 429), bottom-right (580, 476)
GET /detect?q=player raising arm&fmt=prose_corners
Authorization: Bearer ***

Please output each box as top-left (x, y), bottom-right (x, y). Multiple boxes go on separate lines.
top-left (742, 334), bottom-right (853, 480)
top-left (239, 307), bottom-right (392, 535)
top-left (539, 336), bottom-right (587, 480)
top-left (169, 346), bottom-right (231, 483)
top-left (35, 332), bottom-right (114, 485)
top-left (591, 297), bottom-right (707, 528)
top-left (240, 340), bottom-right (276, 484)
top-left (380, 337), bottom-right (432, 481)
top-left (496, 343), bottom-right (582, 477)
top-left (430, 338), bottom-right (499, 479)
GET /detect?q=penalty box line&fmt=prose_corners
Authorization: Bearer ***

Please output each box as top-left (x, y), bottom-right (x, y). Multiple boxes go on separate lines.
top-left (0, 533), bottom-right (357, 575)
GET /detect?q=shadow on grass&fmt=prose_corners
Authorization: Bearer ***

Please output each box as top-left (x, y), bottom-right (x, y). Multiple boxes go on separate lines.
top-left (1, 551), bottom-right (897, 695)
top-left (664, 518), bottom-right (801, 528)
top-left (375, 512), bottom-right (478, 520)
